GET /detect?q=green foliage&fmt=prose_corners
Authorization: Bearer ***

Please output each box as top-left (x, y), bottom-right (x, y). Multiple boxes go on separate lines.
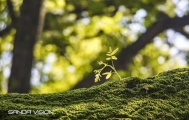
top-left (0, 0), bottom-right (189, 93)
top-left (94, 47), bottom-right (122, 82)
top-left (0, 68), bottom-right (189, 119)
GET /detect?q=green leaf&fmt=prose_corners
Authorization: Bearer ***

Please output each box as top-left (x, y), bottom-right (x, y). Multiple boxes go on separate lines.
top-left (110, 48), bottom-right (119, 56)
top-left (106, 53), bottom-right (111, 56)
top-left (107, 47), bottom-right (112, 53)
top-left (98, 61), bottom-right (103, 65)
top-left (95, 77), bottom-right (100, 82)
top-left (106, 57), bottom-right (111, 60)
top-left (102, 71), bottom-right (112, 79)
top-left (95, 73), bottom-right (102, 82)
top-left (109, 47), bottom-right (112, 52)
top-left (106, 73), bottom-right (111, 79)
top-left (111, 56), bottom-right (117, 60)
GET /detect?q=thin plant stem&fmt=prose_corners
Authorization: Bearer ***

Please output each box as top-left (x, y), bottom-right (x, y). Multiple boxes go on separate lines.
top-left (106, 64), bottom-right (122, 80)
top-left (94, 47), bottom-right (122, 82)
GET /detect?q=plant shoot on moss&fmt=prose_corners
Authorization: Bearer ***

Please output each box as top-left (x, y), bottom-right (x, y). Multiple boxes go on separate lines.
top-left (94, 47), bottom-right (122, 82)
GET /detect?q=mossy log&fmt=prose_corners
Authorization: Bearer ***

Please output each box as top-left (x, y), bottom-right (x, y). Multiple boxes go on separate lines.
top-left (1, 68), bottom-right (189, 120)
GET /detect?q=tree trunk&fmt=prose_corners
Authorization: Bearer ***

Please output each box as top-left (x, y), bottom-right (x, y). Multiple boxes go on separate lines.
top-left (8, 0), bottom-right (44, 93)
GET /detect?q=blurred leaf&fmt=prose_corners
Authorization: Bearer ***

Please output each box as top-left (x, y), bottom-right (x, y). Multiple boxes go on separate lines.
top-left (102, 71), bottom-right (112, 79)
top-left (1, 0), bottom-right (188, 93)
top-left (110, 48), bottom-right (119, 56)
top-left (108, 47), bottom-right (112, 53)
top-left (111, 56), bottom-right (117, 60)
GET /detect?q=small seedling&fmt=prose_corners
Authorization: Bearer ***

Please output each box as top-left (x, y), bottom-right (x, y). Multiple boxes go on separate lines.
top-left (94, 47), bottom-right (122, 82)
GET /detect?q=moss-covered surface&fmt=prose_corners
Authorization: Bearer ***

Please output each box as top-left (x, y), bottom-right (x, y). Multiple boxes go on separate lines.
top-left (1, 68), bottom-right (189, 120)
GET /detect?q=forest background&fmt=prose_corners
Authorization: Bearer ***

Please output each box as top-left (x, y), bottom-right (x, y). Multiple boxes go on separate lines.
top-left (0, 0), bottom-right (189, 93)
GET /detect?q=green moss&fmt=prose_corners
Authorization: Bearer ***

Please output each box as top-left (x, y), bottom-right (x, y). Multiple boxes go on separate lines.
top-left (1, 68), bottom-right (189, 119)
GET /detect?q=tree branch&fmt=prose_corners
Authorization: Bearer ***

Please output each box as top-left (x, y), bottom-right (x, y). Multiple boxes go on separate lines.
top-left (174, 28), bottom-right (189, 39)
top-left (0, 0), bottom-right (18, 37)
top-left (116, 14), bottom-right (189, 67)
top-left (6, 0), bottom-right (17, 22)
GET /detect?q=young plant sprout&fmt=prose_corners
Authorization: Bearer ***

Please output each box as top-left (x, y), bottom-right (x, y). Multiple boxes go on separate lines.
top-left (94, 47), bottom-right (122, 82)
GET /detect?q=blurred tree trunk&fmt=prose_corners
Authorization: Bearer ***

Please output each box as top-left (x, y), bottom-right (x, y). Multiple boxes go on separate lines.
top-left (8, 0), bottom-right (45, 93)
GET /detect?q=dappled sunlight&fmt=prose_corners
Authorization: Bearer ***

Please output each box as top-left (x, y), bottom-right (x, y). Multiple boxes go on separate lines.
top-left (44, 0), bottom-right (66, 14)
top-left (79, 38), bottom-right (102, 58)
top-left (1, 0), bottom-right (189, 93)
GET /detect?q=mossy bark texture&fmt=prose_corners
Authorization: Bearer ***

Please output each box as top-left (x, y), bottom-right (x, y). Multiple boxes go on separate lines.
top-left (1, 68), bottom-right (189, 120)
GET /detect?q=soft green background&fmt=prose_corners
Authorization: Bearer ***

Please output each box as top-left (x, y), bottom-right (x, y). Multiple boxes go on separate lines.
top-left (0, 0), bottom-right (189, 93)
